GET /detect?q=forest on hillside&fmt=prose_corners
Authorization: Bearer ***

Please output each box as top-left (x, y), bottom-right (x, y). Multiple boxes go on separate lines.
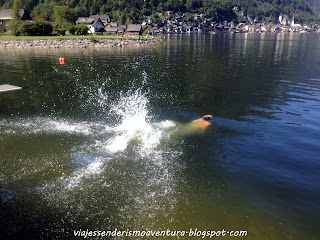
top-left (0, 0), bottom-right (319, 24)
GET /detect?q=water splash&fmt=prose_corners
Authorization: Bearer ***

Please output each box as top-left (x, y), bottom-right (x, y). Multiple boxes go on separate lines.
top-left (0, 88), bottom-right (176, 156)
top-left (98, 89), bottom-right (176, 155)
top-left (1, 85), bottom-right (184, 230)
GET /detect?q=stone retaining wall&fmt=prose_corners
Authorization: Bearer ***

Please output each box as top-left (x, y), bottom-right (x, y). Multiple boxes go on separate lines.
top-left (0, 38), bottom-right (162, 48)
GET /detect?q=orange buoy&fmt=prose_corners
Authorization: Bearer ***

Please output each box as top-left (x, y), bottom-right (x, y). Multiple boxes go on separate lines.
top-left (59, 57), bottom-right (65, 64)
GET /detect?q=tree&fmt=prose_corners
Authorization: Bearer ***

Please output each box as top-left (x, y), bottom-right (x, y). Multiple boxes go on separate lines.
top-left (53, 5), bottom-right (76, 26)
top-left (9, 19), bottom-right (23, 35)
top-left (187, 0), bottom-right (202, 11)
top-left (12, 0), bottom-right (21, 20)
top-left (31, 3), bottom-right (56, 21)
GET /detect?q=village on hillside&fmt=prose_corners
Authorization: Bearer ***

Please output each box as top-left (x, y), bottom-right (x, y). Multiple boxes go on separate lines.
top-left (144, 10), bottom-right (320, 34)
top-left (1, 7), bottom-right (320, 36)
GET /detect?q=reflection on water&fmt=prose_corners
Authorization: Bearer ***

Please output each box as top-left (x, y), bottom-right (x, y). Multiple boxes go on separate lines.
top-left (1, 33), bottom-right (320, 239)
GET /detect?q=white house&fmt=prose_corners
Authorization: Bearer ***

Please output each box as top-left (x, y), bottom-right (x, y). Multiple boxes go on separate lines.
top-left (75, 17), bottom-right (105, 33)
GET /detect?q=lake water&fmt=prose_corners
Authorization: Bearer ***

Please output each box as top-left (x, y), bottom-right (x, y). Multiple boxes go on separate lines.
top-left (0, 33), bottom-right (320, 240)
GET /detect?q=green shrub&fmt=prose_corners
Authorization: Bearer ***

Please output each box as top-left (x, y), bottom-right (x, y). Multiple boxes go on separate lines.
top-left (56, 27), bottom-right (66, 36)
top-left (35, 21), bottom-right (53, 36)
top-left (68, 25), bottom-right (76, 35)
top-left (69, 24), bottom-right (88, 35)
top-left (0, 24), bottom-right (5, 34)
top-left (18, 21), bottom-right (53, 36)
top-left (77, 24), bottom-right (89, 35)
top-left (9, 20), bottom-right (23, 36)
top-left (89, 34), bottom-right (96, 42)
top-left (18, 22), bottom-right (34, 36)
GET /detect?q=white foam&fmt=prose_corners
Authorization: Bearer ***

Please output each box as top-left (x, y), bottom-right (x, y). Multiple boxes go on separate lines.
top-left (100, 89), bottom-right (176, 154)
top-left (65, 158), bottom-right (104, 189)
top-left (0, 117), bottom-right (102, 136)
top-left (45, 119), bottom-right (93, 135)
top-left (105, 135), bottom-right (130, 153)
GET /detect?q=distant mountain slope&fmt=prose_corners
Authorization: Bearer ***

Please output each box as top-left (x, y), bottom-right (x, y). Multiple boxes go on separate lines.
top-left (0, 0), bottom-right (318, 24)
top-left (308, 0), bottom-right (320, 12)
top-left (237, 0), bottom-right (317, 23)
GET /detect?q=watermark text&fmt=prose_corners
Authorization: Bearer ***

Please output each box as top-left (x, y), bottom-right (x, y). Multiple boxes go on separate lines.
top-left (74, 228), bottom-right (248, 238)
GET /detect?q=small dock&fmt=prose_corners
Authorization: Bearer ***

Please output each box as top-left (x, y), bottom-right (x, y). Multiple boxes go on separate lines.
top-left (0, 84), bottom-right (22, 93)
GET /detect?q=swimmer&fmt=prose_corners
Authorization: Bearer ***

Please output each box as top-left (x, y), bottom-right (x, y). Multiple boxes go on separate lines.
top-left (187, 115), bottom-right (213, 133)
top-left (166, 115), bottom-right (213, 141)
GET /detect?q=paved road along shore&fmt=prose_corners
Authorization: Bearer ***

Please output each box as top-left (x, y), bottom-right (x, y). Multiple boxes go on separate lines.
top-left (0, 38), bottom-right (162, 48)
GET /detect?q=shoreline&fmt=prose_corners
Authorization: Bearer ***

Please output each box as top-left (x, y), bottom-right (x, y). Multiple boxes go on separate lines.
top-left (0, 38), bottom-right (162, 48)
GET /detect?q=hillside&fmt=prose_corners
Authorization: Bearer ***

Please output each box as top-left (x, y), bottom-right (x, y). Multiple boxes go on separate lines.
top-left (0, 0), bottom-right (319, 24)
top-left (308, 0), bottom-right (320, 13)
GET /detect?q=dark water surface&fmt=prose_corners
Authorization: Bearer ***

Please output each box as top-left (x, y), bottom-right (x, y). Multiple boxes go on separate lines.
top-left (1, 33), bottom-right (320, 240)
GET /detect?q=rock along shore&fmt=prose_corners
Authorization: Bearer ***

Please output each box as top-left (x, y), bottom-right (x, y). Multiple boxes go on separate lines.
top-left (0, 38), bottom-right (162, 48)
